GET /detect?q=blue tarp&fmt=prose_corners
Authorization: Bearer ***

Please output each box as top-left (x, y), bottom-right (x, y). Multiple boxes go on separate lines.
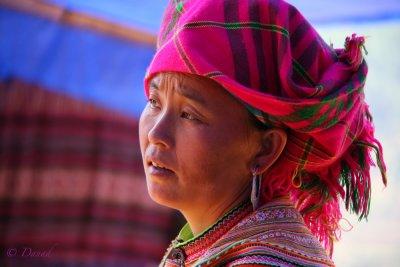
top-left (48, 0), bottom-right (167, 34)
top-left (0, 8), bottom-right (154, 116)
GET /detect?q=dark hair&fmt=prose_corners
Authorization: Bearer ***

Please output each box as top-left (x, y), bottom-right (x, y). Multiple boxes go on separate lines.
top-left (247, 110), bottom-right (272, 131)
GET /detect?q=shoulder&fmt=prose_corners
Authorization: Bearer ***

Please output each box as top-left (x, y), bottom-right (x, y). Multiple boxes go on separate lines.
top-left (195, 198), bottom-right (335, 266)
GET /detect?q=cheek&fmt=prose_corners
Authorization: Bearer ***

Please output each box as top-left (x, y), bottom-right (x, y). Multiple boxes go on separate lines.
top-left (176, 126), bottom-right (244, 187)
top-left (174, 128), bottom-right (216, 182)
top-left (174, 138), bottom-right (219, 205)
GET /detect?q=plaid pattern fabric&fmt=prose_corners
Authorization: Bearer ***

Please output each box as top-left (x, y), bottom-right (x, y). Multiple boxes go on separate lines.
top-left (161, 197), bottom-right (334, 266)
top-left (0, 78), bottom-right (183, 266)
top-left (143, 0), bottom-right (387, 256)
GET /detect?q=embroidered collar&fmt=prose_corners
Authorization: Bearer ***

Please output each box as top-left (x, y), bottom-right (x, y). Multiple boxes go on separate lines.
top-left (171, 200), bottom-right (253, 262)
top-left (162, 196), bottom-right (334, 267)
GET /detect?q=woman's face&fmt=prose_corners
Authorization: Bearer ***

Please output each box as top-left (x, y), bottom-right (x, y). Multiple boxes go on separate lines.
top-left (139, 72), bottom-right (262, 211)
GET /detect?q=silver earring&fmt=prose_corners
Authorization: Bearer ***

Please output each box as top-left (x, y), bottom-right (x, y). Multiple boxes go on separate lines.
top-left (251, 165), bottom-right (262, 211)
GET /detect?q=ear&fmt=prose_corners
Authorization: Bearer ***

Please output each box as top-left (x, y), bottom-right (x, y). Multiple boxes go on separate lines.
top-left (252, 128), bottom-right (287, 174)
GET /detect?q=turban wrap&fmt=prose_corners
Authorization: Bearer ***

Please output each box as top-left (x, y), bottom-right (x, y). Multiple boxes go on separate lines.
top-left (143, 0), bottom-right (387, 256)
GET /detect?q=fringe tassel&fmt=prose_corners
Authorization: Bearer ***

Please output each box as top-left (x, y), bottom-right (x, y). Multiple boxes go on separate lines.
top-left (339, 33), bottom-right (368, 71)
top-left (289, 106), bottom-right (387, 257)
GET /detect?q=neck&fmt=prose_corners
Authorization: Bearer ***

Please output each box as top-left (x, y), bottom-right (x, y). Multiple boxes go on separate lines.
top-left (181, 183), bottom-right (252, 236)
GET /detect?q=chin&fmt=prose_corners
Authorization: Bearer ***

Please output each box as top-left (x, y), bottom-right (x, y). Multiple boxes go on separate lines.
top-left (145, 176), bottom-right (182, 210)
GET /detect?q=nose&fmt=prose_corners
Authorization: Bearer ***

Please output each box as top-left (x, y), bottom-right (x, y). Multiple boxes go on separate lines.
top-left (147, 111), bottom-right (174, 149)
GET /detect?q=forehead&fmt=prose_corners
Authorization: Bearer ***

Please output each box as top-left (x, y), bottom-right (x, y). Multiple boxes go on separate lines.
top-left (150, 72), bottom-right (249, 114)
top-left (150, 72), bottom-right (218, 90)
top-left (151, 72), bottom-right (232, 104)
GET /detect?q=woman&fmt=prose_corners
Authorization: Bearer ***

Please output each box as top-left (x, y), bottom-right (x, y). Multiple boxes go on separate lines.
top-left (139, 0), bottom-right (387, 266)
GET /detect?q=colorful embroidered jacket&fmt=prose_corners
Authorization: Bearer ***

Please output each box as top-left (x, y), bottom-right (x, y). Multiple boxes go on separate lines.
top-left (160, 196), bottom-right (335, 267)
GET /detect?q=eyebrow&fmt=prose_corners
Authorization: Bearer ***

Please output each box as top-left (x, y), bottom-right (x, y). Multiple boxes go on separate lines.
top-left (149, 80), bottom-right (208, 106)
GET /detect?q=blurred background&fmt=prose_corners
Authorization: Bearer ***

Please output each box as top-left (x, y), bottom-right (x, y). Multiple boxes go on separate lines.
top-left (0, 0), bottom-right (399, 266)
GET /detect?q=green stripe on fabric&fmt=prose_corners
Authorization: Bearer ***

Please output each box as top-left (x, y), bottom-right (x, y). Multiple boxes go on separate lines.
top-left (308, 100), bottom-right (343, 131)
top-left (296, 104), bottom-right (323, 120)
top-left (345, 94), bottom-right (354, 111)
top-left (293, 60), bottom-right (316, 87)
top-left (271, 102), bottom-right (324, 125)
top-left (298, 138), bottom-right (314, 171)
top-left (184, 21), bottom-right (289, 38)
top-left (325, 101), bottom-right (344, 129)
top-left (299, 98), bottom-right (340, 131)
top-left (174, 0), bottom-right (184, 13)
top-left (160, 2), bottom-right (182, 45)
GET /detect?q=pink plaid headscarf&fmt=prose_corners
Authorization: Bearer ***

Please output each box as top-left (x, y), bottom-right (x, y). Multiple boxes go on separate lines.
top-left (143, 0), bottom-right (387, 256)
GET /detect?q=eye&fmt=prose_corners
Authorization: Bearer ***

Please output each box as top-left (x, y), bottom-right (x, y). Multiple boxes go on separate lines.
top-left (181, 111), bottom-right (197, 121)
top-left (148, 98), bottom-right (159, 109)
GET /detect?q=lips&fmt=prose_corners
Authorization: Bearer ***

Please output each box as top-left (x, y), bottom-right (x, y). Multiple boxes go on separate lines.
top-left (147, 159), bottom-right (176, 178)
top-left (146, 156), bottom-right (174, 173)
top-left (149, 161), bottom-right (173, 171)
